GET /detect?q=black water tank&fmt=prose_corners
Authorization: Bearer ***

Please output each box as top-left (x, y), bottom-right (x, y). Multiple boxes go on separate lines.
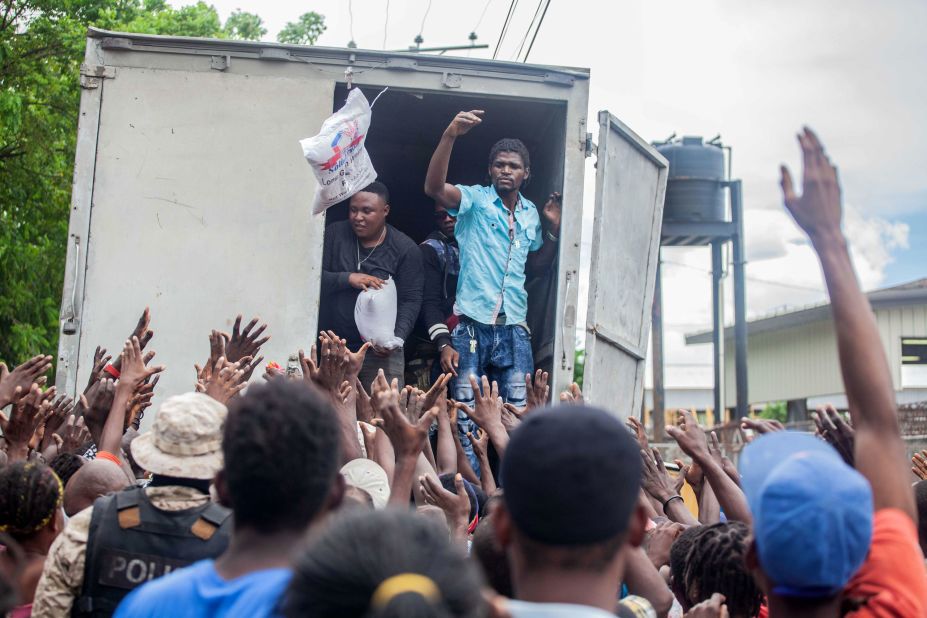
top-left (655, 136), bottom-right (725, 222)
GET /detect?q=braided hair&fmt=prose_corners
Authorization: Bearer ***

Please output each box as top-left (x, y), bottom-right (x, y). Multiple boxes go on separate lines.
top-left (50, 452), bottom-right (86, 488)
top-left (0, 461), bottom-right (63, 539)
top-left (683, 522), bottom-right (764, 618)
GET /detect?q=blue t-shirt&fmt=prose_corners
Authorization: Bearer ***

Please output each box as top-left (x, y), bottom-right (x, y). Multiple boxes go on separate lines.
top-left (113, 559), bottom-right (291, 618)
top-left (449, 184), bottom-right (543, 325)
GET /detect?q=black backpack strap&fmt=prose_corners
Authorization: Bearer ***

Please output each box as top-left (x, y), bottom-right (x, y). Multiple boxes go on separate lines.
top-left (199, 502), bottom-right (232, 527)
top-left (115, 487), bottom-right (142, 510)
top-left (115, 487), bottom-right (143, 529)
top-left (190, 502), bottom-right (232, 541)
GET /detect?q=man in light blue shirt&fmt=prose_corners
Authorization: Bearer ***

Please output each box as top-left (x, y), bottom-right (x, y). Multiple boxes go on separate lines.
top-left (425, 110), bottom-right (561, 468)
top-left (114, 381), bottom-right (345, 617)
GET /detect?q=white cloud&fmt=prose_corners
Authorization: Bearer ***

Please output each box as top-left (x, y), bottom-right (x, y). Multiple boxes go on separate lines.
top-left (190, 0), bottom-right (921, 388)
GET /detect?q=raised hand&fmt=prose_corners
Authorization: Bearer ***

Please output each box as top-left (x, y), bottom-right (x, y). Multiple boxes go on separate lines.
top-left (558, 382), bottom-right (583, 405)
top-left (685, 593), bottom-right (729, 618)
top-left (197, 357), bottom-right (247, 405)
top-left (643, 520), bottom-right (685, 569)
top-left (666, 410), bottom-right (710, 462)
top-left (542, 192), bottom-right (562, 233)
top-left (40, 395), bottom-right (76, 451)
top-left (85, 346), bottom-right (113, 392)
top-left (119, 336), bottom-right (164, 390)
top-left (113, 308), bottom-right (153, 372)
top-left (344, 340), bottom-right (371, 378)
top-left (419, 473), bottom-right (471, 538)
top-left (813, 404), bottom-right (855, 466)
top-left (524, 369), bottom-right (549, 411)
top-left (740, 416), bottom-right (784, 441)
top-left (222, 315), bottom-right (270, 370)
top-left (78, 378), bottom-right (116, 447)
top-left (640, 447), bottom-right (677, 504)
top-left (444, 110), bottom-right (484, 138)
top-left (780, 127), bottom-right (842, 243)
top-left (195, 330), bottom-right (227, 384)
top-left (627, 416), bottom-right (650, 451)
top-left (60, 414), bottom-right (91, 455)
top-left (459, 375), bottom-right (503, 433)
top-left (500, 404), bottom-right (523, 433)
top-left (0, 355), bottom-right (53, 407)
top-left (421, 373), bottom-right (452, 413)
top-left (300, 333), bottom-right (348, 392)
top-left (467, 428), bottom-right (489, 461)
top-left (372, 384), bottom-right (437, 458)
top-left (912, 450), bottom-right (927, 481)
top-left (1, 384), bottom-right (54, 460)
top-left (398, 387), bottom-right (425, 423)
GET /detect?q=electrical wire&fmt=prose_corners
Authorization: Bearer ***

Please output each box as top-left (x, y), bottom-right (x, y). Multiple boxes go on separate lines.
top-left (514, 0), bottom-right (544, 61)
top-left (661, 259), bottom-right (823, 293)
top-left (383, 0), bottom-right (390, 49)
top-left (472, 0), bottom-right (493, 33)
top-left (493, 0), bottom-right (518, 59)
top-left (348, 0), bottom-right (356, 44)
top-left (418, 0), bottom-right (433, 37)
top-left (522, 0), bottom-right (551, 62)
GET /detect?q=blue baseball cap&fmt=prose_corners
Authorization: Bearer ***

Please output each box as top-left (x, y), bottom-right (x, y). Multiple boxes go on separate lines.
top-left (740, 432), bottom-right (873, 598)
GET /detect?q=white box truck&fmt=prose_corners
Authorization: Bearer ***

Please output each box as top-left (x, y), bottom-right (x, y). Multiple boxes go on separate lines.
top-left (57, 28), bottom-right (667, 421)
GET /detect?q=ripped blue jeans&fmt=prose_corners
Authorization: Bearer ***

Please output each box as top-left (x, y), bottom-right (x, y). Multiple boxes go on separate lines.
top-left (452, 316), bottom-right (533, 476)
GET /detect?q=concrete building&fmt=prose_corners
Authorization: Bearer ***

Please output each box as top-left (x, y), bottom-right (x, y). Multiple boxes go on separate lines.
top-left (685, 278), bottom-right (927, 419)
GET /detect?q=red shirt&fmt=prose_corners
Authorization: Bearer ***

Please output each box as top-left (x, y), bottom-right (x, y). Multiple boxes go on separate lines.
top-left (844, 509), bottom-right (927, 617)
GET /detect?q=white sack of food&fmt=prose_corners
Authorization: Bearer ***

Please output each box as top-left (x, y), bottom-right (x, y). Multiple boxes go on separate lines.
top-left (300, 88), bottom-right (377, 215)
top-left (354, 277), bottom-right (403, 350)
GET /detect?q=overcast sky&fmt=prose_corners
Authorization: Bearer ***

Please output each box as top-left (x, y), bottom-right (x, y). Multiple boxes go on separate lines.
top-left (203, 0), bottom-right (926, 385)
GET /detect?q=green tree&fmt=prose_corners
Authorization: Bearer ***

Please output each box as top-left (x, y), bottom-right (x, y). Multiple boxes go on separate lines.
top-left (224, 9), bottom-right (266, 41)
top-left (573, 347), bottom-right (585, 390)
top-left (0, 0), bottom-right (288, 368)
top-left (277, 11), bottom-right (326, 45)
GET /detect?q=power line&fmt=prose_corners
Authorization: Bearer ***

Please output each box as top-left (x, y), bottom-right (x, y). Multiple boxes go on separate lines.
top-left (472, 0), bottom-right (493, 33)
top-left (348, 0), bottom-right (356, 46)
top-left (514, 0), bottom-right (544, 61)
top-left (493, 0), bottom-right (518, 59)
top-left (418, 0), bottom-right (433, 37)
top-left (522, 0), bottom-right (550, 62)
top-left (661, 259), bottom-right (824, 293)
top-left (383, 0), bottom-right (390, 49)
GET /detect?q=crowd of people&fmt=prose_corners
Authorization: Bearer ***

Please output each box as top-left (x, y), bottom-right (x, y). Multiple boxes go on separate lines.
top-left (0, 121), bottom-right (925, 618)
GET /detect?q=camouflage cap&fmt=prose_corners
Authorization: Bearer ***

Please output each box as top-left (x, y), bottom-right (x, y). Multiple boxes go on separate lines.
top-left (130, 392), bottom-right (227, 480)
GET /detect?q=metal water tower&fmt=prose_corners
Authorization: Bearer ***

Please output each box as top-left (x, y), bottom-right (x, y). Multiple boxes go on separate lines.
top-left (649, 135), bottom-right (748, 438)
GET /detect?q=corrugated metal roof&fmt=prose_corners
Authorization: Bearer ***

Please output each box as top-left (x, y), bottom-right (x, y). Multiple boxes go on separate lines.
top-left (686, 277), bottom-right (927, 344)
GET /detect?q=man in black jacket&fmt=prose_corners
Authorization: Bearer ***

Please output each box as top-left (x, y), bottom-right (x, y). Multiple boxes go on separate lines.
top-left (319, 181), bottom-right (423, 388)
top-left (407, 203), bottom-right (460, 387)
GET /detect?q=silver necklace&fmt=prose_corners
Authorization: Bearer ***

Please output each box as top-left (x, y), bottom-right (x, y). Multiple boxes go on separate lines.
top-left (356, 227), bottom-right (387, 271)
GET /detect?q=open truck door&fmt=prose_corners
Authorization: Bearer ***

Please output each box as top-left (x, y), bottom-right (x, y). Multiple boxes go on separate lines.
top-left (56, 35), bottom-right (333, 405)
top-left (582, 112), bottom-right (668, 418)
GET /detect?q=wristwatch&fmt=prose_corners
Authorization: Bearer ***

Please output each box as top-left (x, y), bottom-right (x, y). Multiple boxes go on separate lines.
top-left (545, 230), bottom-right (559, 242)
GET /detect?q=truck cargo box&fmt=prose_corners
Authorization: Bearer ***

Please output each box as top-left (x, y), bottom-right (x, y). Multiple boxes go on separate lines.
top-left (57, 29), bottom-right (666, 421)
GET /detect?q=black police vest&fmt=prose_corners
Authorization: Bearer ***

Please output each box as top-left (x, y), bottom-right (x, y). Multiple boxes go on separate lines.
top-left (73, 486), bottom-right (232, 617)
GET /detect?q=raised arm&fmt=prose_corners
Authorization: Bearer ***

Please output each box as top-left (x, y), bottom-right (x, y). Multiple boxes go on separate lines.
top-left (781, 127), bottom-right (915, 519)
top-left (424, 110), bottom-right (483, 209)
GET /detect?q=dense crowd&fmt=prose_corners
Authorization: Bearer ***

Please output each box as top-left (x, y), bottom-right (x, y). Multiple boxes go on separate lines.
top-left (0, 121), bottom-right (925, 618)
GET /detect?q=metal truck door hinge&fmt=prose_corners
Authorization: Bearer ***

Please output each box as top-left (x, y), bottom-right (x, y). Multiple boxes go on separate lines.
top-left (80, 64), bottom-right (116, 89)
top-left (584, 132), bottom-right (594, 158)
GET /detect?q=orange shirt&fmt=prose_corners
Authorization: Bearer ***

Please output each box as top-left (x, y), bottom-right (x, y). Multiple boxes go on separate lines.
top-left (845, 508), bottom-right (927, 617)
